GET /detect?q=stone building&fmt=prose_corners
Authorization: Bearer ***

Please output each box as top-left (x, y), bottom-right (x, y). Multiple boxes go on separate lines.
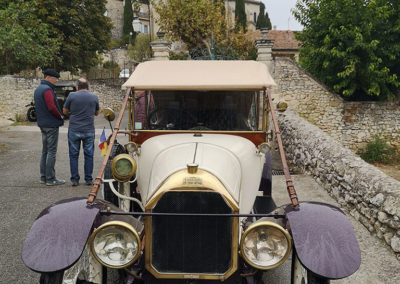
top-left (106, 0), bottom-right (263, 41)
top-left (105, 0), bottom-right (124, 40)
top-left (247, 29), bottom-right (300, 61)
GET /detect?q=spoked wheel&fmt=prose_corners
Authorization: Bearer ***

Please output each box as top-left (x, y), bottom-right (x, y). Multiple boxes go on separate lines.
top-left (27, 107), bottom-right (36, 122)
top-left (291, 248), bottom-right (330, 284)
top-left (40, 271), bottom-right (63, 284)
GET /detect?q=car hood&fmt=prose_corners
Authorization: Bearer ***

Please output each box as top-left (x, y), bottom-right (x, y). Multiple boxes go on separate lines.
top-left (137, 133), bottom-right (264, 213)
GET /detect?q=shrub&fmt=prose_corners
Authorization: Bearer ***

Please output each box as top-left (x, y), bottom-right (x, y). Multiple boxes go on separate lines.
top-left (358, 135), bottom-right (396, 164)
top-left (169, 51), bottom-right (189, 60)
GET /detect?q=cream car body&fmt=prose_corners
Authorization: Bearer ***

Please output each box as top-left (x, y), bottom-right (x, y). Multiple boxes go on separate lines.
top-left (137, 133), bottom-right (264, 213)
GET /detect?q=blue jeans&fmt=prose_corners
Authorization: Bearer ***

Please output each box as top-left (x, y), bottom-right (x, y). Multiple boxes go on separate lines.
top-left (40, 127), bottom-right (59, 183)
top-left (68, 130), bottom-right (95, 183)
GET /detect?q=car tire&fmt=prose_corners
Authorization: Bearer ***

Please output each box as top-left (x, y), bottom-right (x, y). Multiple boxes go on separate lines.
top-left (103, 141), bottom-right (127, 207)
top-left (40, 271), bottom-right (63, 284)
top-left (291, 248), bottom-right (330, 284)
top-left (27, 107), bottom-right (37, 122)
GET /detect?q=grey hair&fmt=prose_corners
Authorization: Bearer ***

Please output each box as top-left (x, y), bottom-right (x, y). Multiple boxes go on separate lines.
top-left (76, 77), bottom-right (89, 90)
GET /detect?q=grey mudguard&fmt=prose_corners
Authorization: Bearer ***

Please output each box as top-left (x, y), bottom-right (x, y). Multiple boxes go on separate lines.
top-left (22, 197), bottom-right (100, 272)
top-left (285, 202), bottom-right (361, 279)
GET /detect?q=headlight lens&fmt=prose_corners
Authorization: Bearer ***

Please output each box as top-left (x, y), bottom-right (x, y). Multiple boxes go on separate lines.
top-left (111, 154), bottom-right (137, 182)
top-left (240, 221), bottom-right (291, 270)
top-left (90, 221), bottom-right (141, 268)
top-left (258, 142), bottom-right (271, 154)
top-left (125, 142), bottom-right (139, 153)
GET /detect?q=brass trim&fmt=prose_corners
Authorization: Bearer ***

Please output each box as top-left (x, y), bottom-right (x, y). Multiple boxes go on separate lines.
top-left (144, 169), bottom-right (239, 280)
top-left (111, 154), bottom-right (137, 182)
top-left (240, 221), bottom-right (292, 270)
top-left (125, 142), bottom-right (139, 154)
top-left (187, 163), bottom-right (198, 174)
top-left (103, 107), bottom-right (115, 122)
top-left (89, 221), bottom-right (141, 269)
top-left (257, 142), bottom-right (271, 154)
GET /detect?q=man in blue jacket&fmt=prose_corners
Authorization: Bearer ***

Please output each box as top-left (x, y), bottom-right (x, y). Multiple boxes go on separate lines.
top-left (34, 69), bottom-right (65, 186)
top-left (63, 78), bottom-right (99, 186)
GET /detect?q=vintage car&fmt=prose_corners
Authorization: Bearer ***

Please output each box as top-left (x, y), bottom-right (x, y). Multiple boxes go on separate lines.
top-left (22, 61), bottom-right (361, 284)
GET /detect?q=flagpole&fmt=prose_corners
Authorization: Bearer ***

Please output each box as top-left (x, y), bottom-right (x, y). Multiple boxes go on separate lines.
top-left (88, 89), bottom-right (131, 204)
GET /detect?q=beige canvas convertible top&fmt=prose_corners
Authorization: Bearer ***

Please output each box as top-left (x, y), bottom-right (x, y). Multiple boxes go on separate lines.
top-left (122, 60), bottom-right (276, 91)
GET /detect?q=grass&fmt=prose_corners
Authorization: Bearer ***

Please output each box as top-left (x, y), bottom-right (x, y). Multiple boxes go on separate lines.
top-left (358, 135), bottom-right (399, 164)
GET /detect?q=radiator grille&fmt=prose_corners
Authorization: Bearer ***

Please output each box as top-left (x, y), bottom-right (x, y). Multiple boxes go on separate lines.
top-left (151, 191), bottom-right (233, 274)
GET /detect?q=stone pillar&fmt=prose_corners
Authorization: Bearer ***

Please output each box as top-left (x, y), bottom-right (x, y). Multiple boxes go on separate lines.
top-left (255, 28), bottom-right (275, 73)
top-left (150, 32), bottom-right (170, 61)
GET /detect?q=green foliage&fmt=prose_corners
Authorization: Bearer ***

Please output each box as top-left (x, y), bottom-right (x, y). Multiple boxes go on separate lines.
top-left (358, 135), bottom-right (396, 164)
top-left (103, 60), bottom-right (119, 70)
top-left (110, 39), bottom-right (123, 49)
top-left (169, 51), bottom-right (189, 60)
top-left (153, 0), bottom-right (254, 59)
top-left (123, 0), bottom-right (134, 45)
top-left (0, 0), bottom-right (60, 74)
top-left (235, 0), bottom-right (247, 32)
top-left (34, 0), bottom-right (112, 73)
top-left (153, 0), bottom-right (226, 51)
top-left (256, 2), bottom-right (272, 30)
top-left (127, 34), bottom-right (151, 62)
top-left (293, 0), bottom-right (400, 100)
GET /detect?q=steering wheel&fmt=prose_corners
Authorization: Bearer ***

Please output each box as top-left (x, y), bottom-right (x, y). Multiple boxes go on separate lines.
top-left (146, 108), bottom-right (198, 130)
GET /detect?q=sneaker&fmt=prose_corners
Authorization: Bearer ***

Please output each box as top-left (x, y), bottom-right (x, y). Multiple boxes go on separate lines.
top-left (72, 181), bottom-right (79, 187)
top-left (85, 181), bottom-right (93, 186)
top-left (40, 180), bottom-right (46, 184)
top-left (46, 179), bottom-right (65, 186)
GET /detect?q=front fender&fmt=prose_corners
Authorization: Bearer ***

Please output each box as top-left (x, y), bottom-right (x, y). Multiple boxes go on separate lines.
top-left (285, 202), bottom-right (361, 279)
top-left (22, 197), bottom-right (100, 273)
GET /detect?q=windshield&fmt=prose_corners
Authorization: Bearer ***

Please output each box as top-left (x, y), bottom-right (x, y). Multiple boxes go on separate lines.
top-left (133, 91), bottom-right (261, 131)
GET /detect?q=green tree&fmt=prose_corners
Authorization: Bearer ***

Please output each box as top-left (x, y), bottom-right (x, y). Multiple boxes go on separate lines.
top-left (123, 0), bottom-right (134, 45)
top-left (235, 0), bottom-right (247, 32)
top-left (293, 0), bottom-right (400, 100)
top-left (256, 2), bottom-right (272, 30)
top-left (35, 0), bottom-right (113, 73)
top-left (152, 0), bottom-right (255, 59)
top-left (127, 33), bottom-right (151, 62)
top-left (0, 0), bottom-right (60, 74)
top-left (152, 0), bottom-right (226, 51)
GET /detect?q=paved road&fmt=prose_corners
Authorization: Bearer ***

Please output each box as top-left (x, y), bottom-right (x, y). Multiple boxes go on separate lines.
top-left (0, 113), bottom-right (399, 283)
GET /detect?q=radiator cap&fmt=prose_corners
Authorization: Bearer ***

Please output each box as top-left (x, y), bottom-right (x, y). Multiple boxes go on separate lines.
top-left (187, 163), bottom-right (198, 174)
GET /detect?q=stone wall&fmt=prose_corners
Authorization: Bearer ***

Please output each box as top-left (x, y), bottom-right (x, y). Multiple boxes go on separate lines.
top-left (0, 76), bottom-right (125, 121)
top-left (278, 109), bottom-right (400, 257)
top-left (272, 58), bottom-right (400, 151)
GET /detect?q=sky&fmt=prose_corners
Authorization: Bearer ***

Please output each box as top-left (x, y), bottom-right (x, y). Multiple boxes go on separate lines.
top-left (262, 0), bottom-right (303, 31)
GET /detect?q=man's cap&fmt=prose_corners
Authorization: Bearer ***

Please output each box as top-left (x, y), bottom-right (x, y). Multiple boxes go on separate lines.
top-left (43, 69), bottom-right (60, 79)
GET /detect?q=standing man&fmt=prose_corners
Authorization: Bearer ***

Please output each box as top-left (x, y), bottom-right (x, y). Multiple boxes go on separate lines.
top-left (63, 78), bottom-right (99, 186)
top-left (34, 68), bottom-right (65, 186)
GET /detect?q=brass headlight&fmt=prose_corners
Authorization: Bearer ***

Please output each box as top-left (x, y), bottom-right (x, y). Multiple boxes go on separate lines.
top-left (258, 142), bottom-right (271, 154)
top-left (89, 221), bottom-right (141, 269)
top-left (240, 221), bottom-right (291, 270)
top-left (111, 154), bottom-right (137, 182)
top-left (125, 142), bottom-right (139, 153)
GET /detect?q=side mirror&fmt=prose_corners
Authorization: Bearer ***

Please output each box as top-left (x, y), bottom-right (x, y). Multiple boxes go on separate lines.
top-left (103, 107), bottom-right (115, 122)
